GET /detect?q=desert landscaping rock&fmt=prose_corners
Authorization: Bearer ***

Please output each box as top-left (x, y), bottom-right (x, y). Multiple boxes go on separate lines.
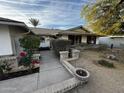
top-left (67, 49), bottom-right (124, 93)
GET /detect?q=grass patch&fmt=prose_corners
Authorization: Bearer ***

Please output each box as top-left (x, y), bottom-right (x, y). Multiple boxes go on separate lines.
top-left (98, 59), bottom-right (115, 68)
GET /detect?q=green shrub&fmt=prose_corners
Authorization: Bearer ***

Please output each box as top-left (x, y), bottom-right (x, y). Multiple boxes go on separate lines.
top-left (19, 35), bottom-right (40, 67)
top-left (98, 59), bottom-right (115, 68)
top-left (19, 35), bottom-right (40, 50)
top-left (97, 44), bottom-right (107, 51)
top-left (51, 39), bottom-right (71, 56)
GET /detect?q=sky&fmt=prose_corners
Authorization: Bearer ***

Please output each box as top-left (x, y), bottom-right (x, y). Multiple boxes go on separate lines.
top-left (0, 0), bottom-right (95, 29)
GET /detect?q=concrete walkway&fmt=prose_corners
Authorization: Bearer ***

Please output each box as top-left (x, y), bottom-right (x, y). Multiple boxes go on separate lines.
top-left (0, 50), bottom-right (72, 93)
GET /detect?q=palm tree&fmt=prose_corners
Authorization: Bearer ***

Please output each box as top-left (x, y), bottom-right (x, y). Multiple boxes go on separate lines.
top-left (29, 18), bottom-right (39, 28)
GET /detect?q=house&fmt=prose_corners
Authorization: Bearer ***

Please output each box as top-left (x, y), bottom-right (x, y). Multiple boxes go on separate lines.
top-left (30, 26), bottom-right (100, 46)
top-left (98, 36), bottom-right (124, 48)
top-left (30, 27), bottom-right (62, 49)
top-left (0, 17), bottom-right (32, 56)
top-left (58, 26), bottom-right (100, 45)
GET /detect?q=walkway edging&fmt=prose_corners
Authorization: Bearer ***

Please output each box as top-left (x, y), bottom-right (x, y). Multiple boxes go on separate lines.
top-left (33, 49), bottom-right (90, 93)
top-left (60, 49), bottom-right (90, 83)
top-left (34, 78), bottom-right (80, 93)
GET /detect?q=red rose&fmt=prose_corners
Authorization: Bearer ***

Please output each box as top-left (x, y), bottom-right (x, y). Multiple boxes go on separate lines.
top-left (20, 51), bottom-right (27, 57)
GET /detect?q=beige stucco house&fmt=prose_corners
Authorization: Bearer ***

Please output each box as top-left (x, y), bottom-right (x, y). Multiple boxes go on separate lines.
top-left (30, 26), bottom-right (100, 46)
top-left (0, 17), bottom-right (32, 56)
top-left (58, 26), bottom-right (100, 45)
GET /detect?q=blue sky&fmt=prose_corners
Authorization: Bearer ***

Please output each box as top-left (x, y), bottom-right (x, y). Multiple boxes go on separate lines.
top-left (0, 0), bottom-right (95, 29)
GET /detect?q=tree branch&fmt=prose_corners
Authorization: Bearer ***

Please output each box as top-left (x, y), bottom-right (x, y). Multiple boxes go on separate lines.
top-left (116, 0), bottom-right (124, 8)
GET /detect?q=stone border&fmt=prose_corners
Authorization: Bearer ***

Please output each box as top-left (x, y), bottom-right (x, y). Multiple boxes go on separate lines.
top-left (0, 54), bottom-right (41, 73)
top-left (59, 49), bottom-right (90, 82)
top-left (33, 50), bottom-right (90, 93)
top-left (0, 56), bottom-right (18, 72)
top-left (34, 78), bottom-right (80, 93)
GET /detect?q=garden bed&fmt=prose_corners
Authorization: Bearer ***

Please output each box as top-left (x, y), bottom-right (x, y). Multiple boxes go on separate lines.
top-left (0, 53), bottom-right (41, 81)
top-left (0, 67), bottom-right (39, 81)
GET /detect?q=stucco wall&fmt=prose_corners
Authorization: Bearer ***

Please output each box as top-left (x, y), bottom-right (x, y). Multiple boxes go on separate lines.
top-left (0, 25), bottom-right (13, 56)
top-left (9, 26), bottom-right (27, 55)
top-left (98, 37), bottom-right (124, 48)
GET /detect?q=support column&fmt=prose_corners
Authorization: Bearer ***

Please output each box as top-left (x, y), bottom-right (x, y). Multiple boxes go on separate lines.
top-left (72, 49), bottom-right (80, 59)
top-left (59, 51), bottom-right (69, 61)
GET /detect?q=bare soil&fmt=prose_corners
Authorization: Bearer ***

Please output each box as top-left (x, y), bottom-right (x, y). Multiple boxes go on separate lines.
top-left (69, 48), bottom-right (124, 93)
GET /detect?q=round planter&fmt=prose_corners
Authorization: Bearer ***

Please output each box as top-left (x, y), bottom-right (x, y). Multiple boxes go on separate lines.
top-left (74, 68), bottom-right (90, 82)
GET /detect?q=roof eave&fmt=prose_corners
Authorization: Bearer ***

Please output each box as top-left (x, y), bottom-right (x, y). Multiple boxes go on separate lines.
top-left (0, 21), bottom-right (34, 35)
top-left (0, 21), bottom-right (25, 26)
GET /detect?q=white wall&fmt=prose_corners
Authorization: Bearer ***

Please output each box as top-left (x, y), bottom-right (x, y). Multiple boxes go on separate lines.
top-left (98, 37), bottom-right (124, 48)
top-left (81, 36), bottom-right (87, 43)
top-left (96, 37), bottom-right (99, 44)
top-left (0, 25), bottom-right (13, 56)
top-left (59, 35), bottom-right (68, 40)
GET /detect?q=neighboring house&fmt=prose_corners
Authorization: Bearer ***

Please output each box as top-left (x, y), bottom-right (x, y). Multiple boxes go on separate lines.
top-left (58, 26), bottom-right (100, 45)
top-left (30, 26), bottom-right (100, 46)
top-left (0, 17), bottom-right (32, 56)
top-left (30, 27), bottom-right (62, 49)
top-left (98, 36), bottom-right (124, 48)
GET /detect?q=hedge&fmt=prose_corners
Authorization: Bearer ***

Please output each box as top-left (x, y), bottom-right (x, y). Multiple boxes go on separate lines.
top-left (51, 39), bottom-right (71, 56)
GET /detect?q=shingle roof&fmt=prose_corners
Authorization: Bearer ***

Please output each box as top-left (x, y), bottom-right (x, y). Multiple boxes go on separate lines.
top-left (66, 25), bottom-right (90, 33)
top-left (30, 27), bottom-right (62, 36)
top-left (30, 26), bottom-right (100, 36)
top-left (58, 25), bottom-right (99, 36)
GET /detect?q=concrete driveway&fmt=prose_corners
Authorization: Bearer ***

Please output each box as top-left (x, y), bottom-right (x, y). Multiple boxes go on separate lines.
top-left (0, 50), bottom-right (72, 93)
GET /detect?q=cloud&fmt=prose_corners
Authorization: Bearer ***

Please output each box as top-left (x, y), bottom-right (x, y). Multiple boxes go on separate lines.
top-left (0, 0), bottom-right (88, 29)
top-left (0, 5), bottom-right (28, 21)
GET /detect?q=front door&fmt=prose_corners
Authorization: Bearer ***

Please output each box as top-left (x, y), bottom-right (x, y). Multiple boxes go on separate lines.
top-left (87, 36), bottom-right (96, 44)
top-left (68, 35), bottom-right (75, 45)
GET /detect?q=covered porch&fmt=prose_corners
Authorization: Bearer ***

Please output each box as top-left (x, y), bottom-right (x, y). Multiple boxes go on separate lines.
top-left (67, 34), bottom-right (98, 45)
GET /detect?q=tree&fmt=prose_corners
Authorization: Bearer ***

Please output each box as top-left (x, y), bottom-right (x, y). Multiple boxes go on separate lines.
top-left (81, 0), bottom-right (124, 35)
top-left (29, 18), bottom-right (39, 28)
